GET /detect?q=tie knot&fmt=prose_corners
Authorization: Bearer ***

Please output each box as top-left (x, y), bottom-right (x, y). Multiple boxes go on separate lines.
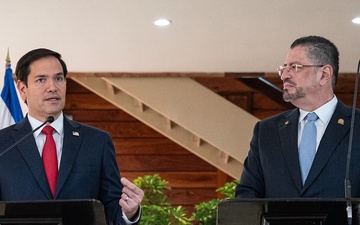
top-left (306, 112), bottom-right (318, 122)
top-left (42, 126), bottom-right (54, 135)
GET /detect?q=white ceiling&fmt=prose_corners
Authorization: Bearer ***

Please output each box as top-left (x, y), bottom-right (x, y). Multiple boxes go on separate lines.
top-left (1, 0), bottom-right (359, 74)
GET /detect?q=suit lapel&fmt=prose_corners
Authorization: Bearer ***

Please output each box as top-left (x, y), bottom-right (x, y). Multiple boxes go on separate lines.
top-left (14, 117), bottom-right (53, 198)
top-left (278, 109), bottom-right (303, 192)
top-left (302, 102), bottom-right (351, 191)
top-left (55, 117), bottom-right (82, 197)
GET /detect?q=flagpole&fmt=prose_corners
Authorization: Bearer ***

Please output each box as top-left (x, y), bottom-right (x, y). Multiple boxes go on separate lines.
top-left (6, 48), bottom-right (10, 65)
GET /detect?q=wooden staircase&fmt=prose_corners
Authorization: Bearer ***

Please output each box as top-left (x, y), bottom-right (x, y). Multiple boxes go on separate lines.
top-left (68, 74), bottom-right (259, 179)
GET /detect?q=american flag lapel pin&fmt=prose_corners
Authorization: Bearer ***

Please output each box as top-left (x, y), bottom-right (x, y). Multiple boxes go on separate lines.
top-left (72, 131), bottom-right (80, 136)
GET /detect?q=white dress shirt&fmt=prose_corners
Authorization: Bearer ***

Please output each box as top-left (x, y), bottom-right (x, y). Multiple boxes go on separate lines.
top-left (298, 95), bottom-right (338, 151)
top-left (29, 113), bottom-right (64, 169)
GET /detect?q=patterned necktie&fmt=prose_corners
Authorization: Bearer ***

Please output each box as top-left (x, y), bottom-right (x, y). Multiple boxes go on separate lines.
top-left (299, 112), bottom-right (318, 184)
top-left (41, 126), bottom-right (58, 197)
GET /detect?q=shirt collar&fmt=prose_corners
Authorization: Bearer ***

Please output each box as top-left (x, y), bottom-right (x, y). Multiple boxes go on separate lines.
top-left (28, 113), bottom-right (64, 137)
top-left (299, 95), bottom-right (338, 124)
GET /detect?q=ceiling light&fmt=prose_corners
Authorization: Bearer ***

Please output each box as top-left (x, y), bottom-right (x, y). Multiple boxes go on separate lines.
top-left (352, 17), bottom-right (360, 24)
top-left (154, 19), bottom-right (171, 27)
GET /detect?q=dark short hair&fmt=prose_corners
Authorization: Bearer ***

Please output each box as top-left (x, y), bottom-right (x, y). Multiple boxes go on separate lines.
top-left (15, 48), bottom-right (68, 86)
top-left (290, 36), bottom-right (339, 86)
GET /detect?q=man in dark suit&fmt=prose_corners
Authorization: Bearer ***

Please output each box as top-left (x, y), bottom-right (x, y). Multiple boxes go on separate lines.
top-left (0, 48), bottom-right (143, 225)
top-left (236, 36), bottom-right (360, 198)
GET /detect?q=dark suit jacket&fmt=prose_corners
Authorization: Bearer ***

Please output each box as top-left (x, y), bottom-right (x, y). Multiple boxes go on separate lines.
top-left (236, 101), bottom-right (360, 198)
top-left (0, 115), bottom-right (132, 225)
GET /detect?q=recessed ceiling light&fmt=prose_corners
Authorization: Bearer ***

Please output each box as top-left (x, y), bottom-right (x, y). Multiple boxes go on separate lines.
top-left (352, 17), bottom-right (360, 24)
top-left (154, 19), bottom-right (171, 27)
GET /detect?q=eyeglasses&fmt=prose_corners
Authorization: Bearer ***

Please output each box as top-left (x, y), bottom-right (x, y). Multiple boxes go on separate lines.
top-left (277, 64), bottom-right (324, 76)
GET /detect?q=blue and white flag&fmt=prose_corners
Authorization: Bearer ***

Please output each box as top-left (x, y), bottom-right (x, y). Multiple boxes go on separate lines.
top-left (0, 51), bottom-right (23, 129)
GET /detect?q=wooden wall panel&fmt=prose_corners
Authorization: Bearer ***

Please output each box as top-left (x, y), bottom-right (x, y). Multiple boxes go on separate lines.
top-left (120, 172), bottom-right (218, 188)
top-left (117, 155), bottom-right (216, 172)
top-left (65, 93), bottom-right (117, 109)
top-left (165, 188), bottom-right (217, 205)
top-left (114, 138), bottom-right (191, 155)
top-left (84, 122), bottom-right (164, 138)
top-left (65, 109), bottom-right (137, 122)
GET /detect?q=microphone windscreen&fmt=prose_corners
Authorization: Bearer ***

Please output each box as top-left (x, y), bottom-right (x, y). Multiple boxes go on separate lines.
top-left (47, 116), bottom-right (55, 123)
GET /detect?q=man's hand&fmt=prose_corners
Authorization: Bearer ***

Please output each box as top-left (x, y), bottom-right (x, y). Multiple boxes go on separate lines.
top-left (119, 177), bottom-right (144, 220)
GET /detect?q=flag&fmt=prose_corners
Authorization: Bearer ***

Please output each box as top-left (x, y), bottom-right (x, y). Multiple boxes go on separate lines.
top-left (0, 50), bottom-right (23, 129)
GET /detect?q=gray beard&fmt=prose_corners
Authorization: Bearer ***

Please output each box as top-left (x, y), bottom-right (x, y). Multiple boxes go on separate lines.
top-left (283, 88), bottom-right (306, 102)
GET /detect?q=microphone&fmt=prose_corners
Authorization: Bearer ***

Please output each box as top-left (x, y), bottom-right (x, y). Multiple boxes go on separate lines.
top-left (0, 116), bottom-right (55, 158)
top-left (344, 59), bottom-right (360, 225)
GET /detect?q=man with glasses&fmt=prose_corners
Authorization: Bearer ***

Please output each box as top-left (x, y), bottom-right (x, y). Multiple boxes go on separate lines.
top-left (235, 36), bottom-right (360, 198)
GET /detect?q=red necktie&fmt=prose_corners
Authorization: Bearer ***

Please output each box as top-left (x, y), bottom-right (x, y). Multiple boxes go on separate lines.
top-left (41, 126), bottom-right (58, 197)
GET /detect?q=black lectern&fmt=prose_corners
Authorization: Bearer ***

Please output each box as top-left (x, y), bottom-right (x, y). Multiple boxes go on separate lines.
top-left (217, 198), bottom-right (360, 225)
top-left (0, 199), bottom-right (106, 225)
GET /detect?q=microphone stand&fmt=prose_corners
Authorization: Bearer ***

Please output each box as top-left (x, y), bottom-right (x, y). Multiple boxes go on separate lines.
top-left (0, 116), bottom-right (54, 158)
top-left (345, 59), bottom-right (360, 225)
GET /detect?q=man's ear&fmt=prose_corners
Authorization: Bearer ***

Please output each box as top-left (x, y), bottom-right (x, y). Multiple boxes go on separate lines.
top-left (319, 65), bottom-right (333, 86)
top-left (16, 80), bottom-right (27, 102)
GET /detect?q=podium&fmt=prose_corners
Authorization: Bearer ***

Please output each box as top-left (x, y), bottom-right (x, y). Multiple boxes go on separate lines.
top-left (217, 198), bottom-right (360, 225)
top-left (0, 199), bottom-right (106, 225)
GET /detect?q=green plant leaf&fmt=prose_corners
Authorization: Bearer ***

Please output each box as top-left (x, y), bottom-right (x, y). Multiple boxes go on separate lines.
top-left (134, 174), bottom-right (239, 225)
